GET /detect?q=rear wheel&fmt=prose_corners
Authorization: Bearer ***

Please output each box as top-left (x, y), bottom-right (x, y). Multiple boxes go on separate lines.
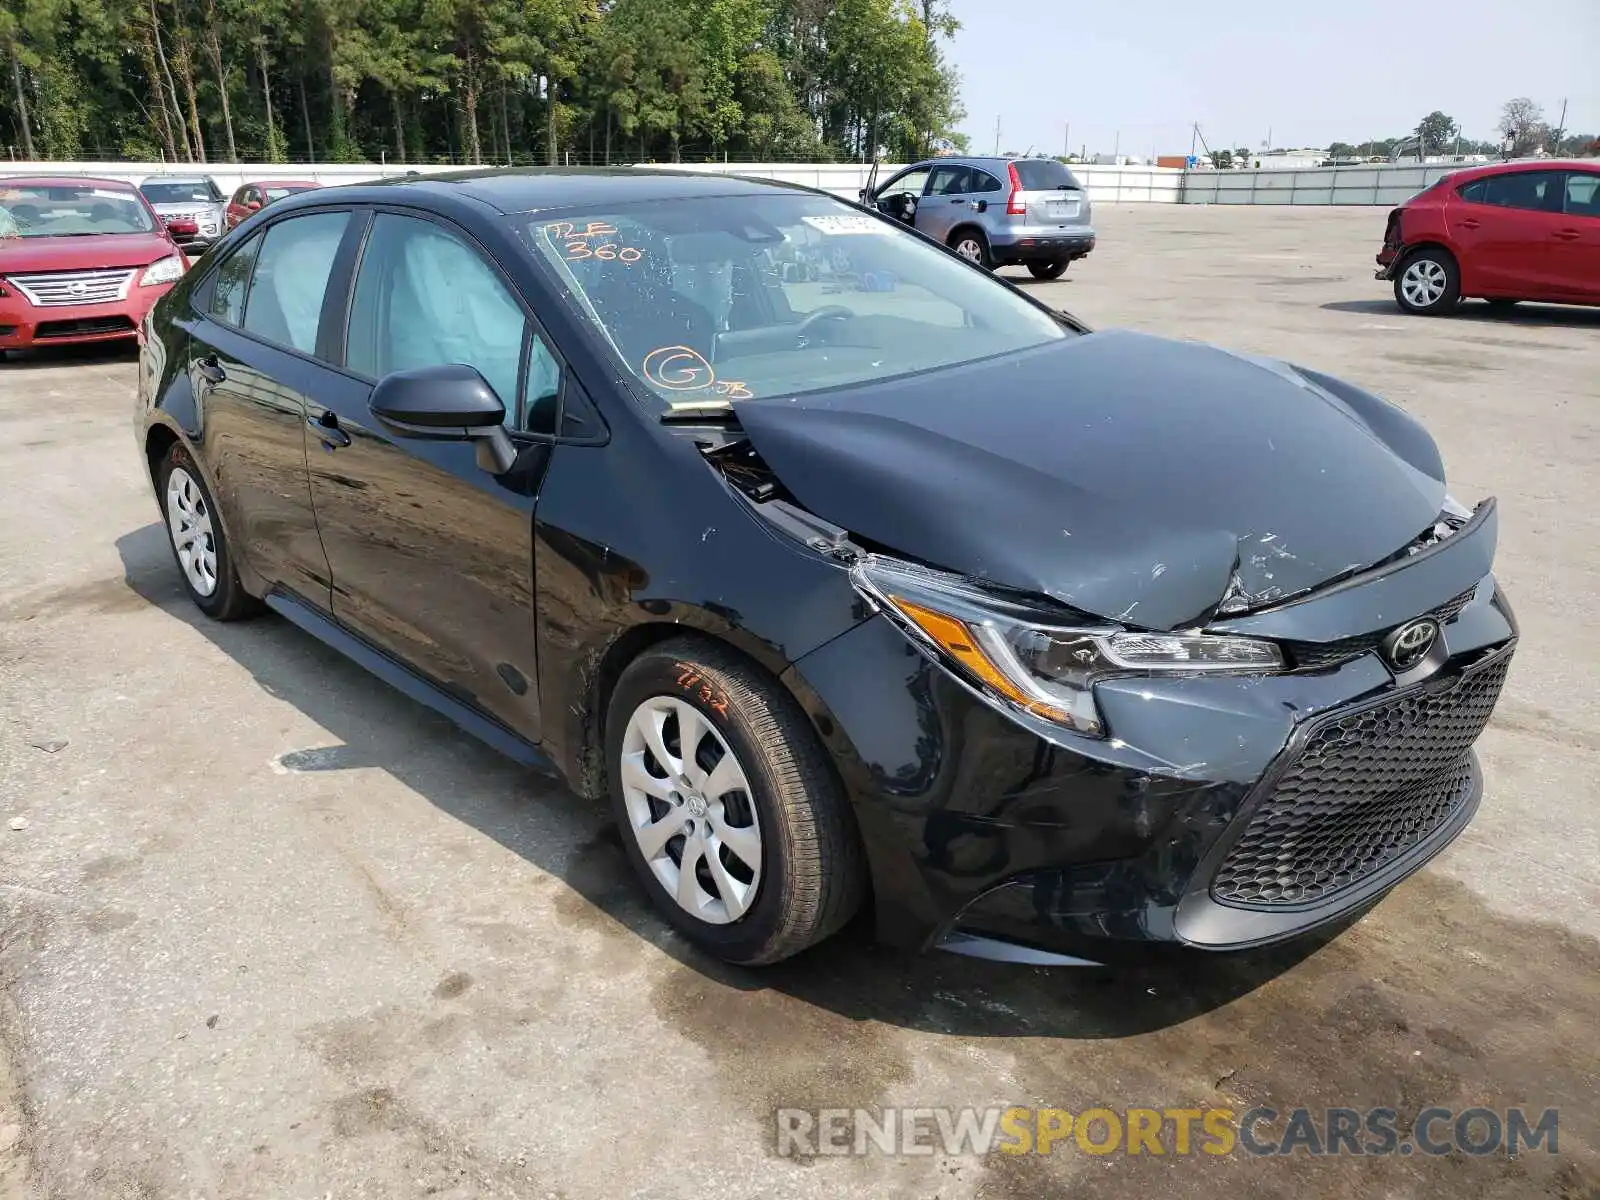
top-left (1027, 260), bottom-right (1069, 281)
top-left (605, 639), bottom-right (865, 965)
top-left (948, 228), bottom-right (992, 270)
top-left (156, 443), bottom-right (260, 620)
top-left (1393, 247), bottom-right (1460, 315)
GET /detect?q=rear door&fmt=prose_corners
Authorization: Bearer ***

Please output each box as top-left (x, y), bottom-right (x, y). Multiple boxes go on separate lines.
top-left (1553, 170), bottom-right (1600, 299)
top-left (917, 164), bottom-right (974, 244)
top-left (303, 207), bottom-right (563, 742)
top-left (1010, 159), bottom-right (1088, 228)
top-left (181, 209), bottom-right (354, 607)
top-left (1448, 170), bottom-right (1566, 296)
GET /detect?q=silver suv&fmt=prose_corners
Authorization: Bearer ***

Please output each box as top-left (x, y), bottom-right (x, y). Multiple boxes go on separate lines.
top-left (862, 156), bottom-right (1094, 278)
top-left (138, 175), bottom-right (226, 252)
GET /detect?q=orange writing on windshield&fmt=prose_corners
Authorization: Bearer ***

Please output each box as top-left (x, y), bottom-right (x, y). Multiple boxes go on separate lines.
top-left (543, 220), bottom-right (643, 264)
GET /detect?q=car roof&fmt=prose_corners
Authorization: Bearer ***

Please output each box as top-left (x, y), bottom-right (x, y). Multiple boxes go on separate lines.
top-left (248, 179), bottom-right (320, 188)
top-left (1450, 158), bottom-right (1599, 180)
top-left (0, 175), bottom-right (137, 190)
top-left (350, 167), bottom-right (817, 215)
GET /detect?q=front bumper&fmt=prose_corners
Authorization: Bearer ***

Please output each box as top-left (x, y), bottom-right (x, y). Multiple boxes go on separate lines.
top-left (0, 284), bottom-right (173, 350)
top-left (787, 560), bottom-right (1516, 964)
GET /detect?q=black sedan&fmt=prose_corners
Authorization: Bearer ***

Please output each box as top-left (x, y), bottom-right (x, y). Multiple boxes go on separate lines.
top-left (135, 169), bottom-right (1516, 967)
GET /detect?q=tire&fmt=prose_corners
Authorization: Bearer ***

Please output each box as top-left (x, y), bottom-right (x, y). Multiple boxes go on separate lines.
top-left (156, 442), bottom-right (260, 620)
top-left (1393, 247), bottom-right (1460, 315)
top-left (948, 228), bottom-right (993, 270)
top-left (605, 638), bottom-right (865, 965)
top-left (1027, 260), bottom-right (1069, 281)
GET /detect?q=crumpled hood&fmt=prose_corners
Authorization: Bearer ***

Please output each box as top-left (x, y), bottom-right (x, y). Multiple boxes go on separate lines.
top-left (734, 330), bottom-right (1448, 630)
top-left (0, 232), bottom-right (178, 272)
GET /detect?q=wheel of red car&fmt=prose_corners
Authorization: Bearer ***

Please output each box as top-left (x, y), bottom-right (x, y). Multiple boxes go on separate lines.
top-left (605, 638), bottom-right (865, 965)
top-left (1393, 247), bottom-right (1460, 316)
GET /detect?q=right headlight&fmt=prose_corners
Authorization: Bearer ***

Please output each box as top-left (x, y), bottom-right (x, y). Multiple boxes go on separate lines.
top-left (851, 556), bottom-right (1283, 738)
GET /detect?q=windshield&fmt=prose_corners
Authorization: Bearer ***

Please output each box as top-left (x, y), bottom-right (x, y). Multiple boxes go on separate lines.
top-left (141, 181), bottom-right (218, 205)
top-left (1012, 160), bottom-right (1081, 190)
top-left (522, 193), bottom-right (1068, 406)
top-left (0, 184), bottom-right (157, 237)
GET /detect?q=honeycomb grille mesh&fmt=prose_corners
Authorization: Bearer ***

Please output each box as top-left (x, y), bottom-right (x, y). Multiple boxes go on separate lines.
top-left (1212, 649), bottom-right (1511, 907)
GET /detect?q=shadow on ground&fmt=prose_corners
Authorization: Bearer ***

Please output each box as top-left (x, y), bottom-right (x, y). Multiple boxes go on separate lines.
top-left (1321, 298), bottom-right (1600, 327)
top-left (1, 343), bottom-right (139, 370)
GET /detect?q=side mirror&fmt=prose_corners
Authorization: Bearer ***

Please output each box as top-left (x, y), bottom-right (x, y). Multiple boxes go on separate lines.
top-left (369, 363), bottom-right (517, 474)
top-left (246, 200), bottom-right (261, 212)
top-left (857, 188), bottom-right (869, 203)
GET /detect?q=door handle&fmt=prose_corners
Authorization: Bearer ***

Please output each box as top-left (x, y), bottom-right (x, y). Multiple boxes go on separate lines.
top-left (307, 413), bottom-right (351, 449)
top-left (1458, 218), bottom-right (1481, 229)
top-left (1553, 229), bottom-right (1581, 241)
top-left (196, 355), bottom-right (226, 384)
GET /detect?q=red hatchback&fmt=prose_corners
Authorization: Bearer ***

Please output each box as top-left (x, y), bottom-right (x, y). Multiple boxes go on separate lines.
top-left (1376, 160), bottom-right (1600, 314)
top-left (0, 176), bottom-right (187, 356)
top-left (224, 180), bottom-right (321, 230)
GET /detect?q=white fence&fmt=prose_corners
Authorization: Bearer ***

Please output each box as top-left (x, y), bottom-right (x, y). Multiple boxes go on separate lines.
top-left (0, 158), bottom-right (1529, 207)
top-left (1180, 162), bottom-right (1467, 206)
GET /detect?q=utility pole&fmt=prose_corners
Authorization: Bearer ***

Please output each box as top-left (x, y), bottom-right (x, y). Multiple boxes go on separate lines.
top-left (993, 115), bottom-right (1001, 156)
top-left (1064, 122), bottom-right (1070, 158)
top-left (1113, 130), bottom-right (1120, 162)
top-left (1551, 97), bottom-right (1568, 153)
top-left (1189, 122), bottom-right (1197, 160)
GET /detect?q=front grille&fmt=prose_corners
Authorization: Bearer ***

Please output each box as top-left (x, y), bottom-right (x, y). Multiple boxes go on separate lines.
top-left (1211, 646), bottom-right (1511, 907)
top-left (1285, 581), bottom-right (1482, 672)
top-left (7, 268), bottom-right (137, 307)
top-left (34, 315), bottom-right (137, 339)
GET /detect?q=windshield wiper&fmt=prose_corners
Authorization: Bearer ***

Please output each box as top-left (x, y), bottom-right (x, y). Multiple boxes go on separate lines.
top-left (659, 398), bottom-right (739, 425)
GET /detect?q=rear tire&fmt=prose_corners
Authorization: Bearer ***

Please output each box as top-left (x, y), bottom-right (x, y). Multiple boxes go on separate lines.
top-left (605, 638), bottom-right (865, 965)
top-left (948, 228), bottom-right (993, 270)
top-left (156, 443), bottom-right (260, 621)
top-left (1393, 247), bottom-right (1460, 315)
top-left (1027, 260), bottom-right (1069, 281)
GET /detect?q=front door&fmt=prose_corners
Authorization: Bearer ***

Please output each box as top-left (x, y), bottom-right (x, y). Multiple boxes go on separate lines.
top-left (304, 208), bottom-right (562, 742)
top-left (871, 167), bottom-right (932, 227)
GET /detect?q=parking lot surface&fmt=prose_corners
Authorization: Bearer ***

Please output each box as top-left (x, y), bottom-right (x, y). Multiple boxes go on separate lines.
top-left (1, 204), bottom-right (1597, 1199)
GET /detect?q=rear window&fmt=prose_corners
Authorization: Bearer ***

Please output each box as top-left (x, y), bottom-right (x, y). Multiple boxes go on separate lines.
top-left (1012, 160), bottom-right (1080, 191)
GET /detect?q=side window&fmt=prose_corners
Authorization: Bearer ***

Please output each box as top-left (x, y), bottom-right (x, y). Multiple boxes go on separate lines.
top-left (209, 233), bottom-right (262, 326)
top-left (1564, 172), bottom-right (1600, 217)
top-left (346, 212), bottom-right (547, 430)
top-left (971, 169), bottom-right (1003, 194)
top-left (927, 166), bottom-right (971, 196)
top-left (878, 168), bottom-right (932, 201)
top-left (242, 210), bottom-right (350, 354)
top-left (1477, 171), bottom-right (1565, 213)
top-left (1456, 179), bottom-right (1486, 204)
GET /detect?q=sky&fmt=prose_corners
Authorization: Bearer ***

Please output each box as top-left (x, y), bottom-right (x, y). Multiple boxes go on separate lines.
top-left (948, 0), bottom-right (1600, 158)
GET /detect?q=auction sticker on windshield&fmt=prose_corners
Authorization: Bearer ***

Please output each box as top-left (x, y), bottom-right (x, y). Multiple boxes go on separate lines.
top-left (801, 215), bottom-right (887, 235)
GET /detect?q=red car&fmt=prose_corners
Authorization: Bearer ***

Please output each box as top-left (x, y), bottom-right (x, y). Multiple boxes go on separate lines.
top-left (0, 176), bottom-right (187, 356)
top-left (224, 180), bottom-right (321, 230)
top-left (1376, 159), bottom-right (1600, 314)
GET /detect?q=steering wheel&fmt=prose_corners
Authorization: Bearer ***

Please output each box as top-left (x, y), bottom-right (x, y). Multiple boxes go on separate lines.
top-left (795, 305), bottom-right (853, 346)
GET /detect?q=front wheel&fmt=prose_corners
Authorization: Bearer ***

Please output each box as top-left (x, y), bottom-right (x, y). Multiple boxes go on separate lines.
top-left (1027, 260), bottom-right (1069, 281)
top-left (1393, 248), bottom-right (1460, 315)
top-left (948, 229), bottom-right (993, 270)
top-left (605, 639), bottom-right (865, 965)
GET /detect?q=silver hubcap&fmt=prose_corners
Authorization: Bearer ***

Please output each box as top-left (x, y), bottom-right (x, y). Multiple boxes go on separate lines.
top-left (619, 696), bottom-right (762, 925)
top-left (1401, 259), bottom-right (1447, 307)
top-left (955, 238), bottom-right (983, 262)
top-left (165, 466), bottom-right (218, 597)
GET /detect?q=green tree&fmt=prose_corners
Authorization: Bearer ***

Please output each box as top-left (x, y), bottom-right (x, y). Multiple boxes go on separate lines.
top-left (1415, 110), bottom-right (1457, 156)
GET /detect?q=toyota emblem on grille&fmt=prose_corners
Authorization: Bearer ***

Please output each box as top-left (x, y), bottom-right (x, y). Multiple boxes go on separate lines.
top-left (1383, 618), bottom-right (1439, 670)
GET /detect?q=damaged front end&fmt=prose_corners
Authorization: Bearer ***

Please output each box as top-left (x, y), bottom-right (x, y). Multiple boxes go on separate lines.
top-left (676, 368), bottom-right (1515, 961)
